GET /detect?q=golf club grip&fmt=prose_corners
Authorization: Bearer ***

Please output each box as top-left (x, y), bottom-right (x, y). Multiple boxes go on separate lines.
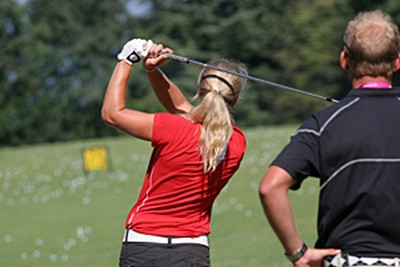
top-left (160, 53), bottom-right (190, 64)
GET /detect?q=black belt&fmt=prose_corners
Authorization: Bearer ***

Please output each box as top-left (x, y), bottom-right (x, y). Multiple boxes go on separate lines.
top-left (324, 253), bottom-right (400, 267)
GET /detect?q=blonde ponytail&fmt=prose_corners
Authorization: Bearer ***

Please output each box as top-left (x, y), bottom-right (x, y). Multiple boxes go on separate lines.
top-left (187, 59), bottom-right (247, 173)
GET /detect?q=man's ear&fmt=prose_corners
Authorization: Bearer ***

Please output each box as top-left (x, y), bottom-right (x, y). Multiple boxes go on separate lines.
top-left (394, 53), bottom-right (400, 72)
top-left (340, 51), bottom-right (348, 70)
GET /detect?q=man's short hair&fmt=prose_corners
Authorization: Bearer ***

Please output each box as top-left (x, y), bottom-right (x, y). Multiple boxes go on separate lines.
top-left (343, 10), bottom-right (400, 79)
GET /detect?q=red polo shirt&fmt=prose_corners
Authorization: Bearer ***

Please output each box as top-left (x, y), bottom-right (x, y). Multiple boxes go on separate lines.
top-left (125, 113), bottom-right (246, 237)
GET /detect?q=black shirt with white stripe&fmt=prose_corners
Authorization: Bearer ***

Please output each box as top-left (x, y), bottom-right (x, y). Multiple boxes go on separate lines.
top-left (272, 87), bottom-right (400, 257)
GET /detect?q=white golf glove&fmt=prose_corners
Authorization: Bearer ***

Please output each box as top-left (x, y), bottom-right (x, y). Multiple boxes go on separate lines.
top-left (117, 38), bottom-right (154, 64)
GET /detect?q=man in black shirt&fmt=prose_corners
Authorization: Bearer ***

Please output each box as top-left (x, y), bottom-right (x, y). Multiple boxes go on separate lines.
top-left (259, 10), bottom-right (400, 267)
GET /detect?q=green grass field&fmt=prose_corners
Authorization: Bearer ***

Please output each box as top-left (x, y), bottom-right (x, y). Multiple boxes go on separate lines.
top-left (0, 125), bottom-right (319, 267)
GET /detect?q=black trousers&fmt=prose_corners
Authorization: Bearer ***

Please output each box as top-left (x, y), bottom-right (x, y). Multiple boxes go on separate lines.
top-left (119, 242), bottom-right (210, 267)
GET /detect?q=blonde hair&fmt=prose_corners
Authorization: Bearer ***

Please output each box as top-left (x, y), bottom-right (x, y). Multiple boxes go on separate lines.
top-left (343, 10), bottom-right (400, 79)
top-left (187, 59), bottom-right (247, 173)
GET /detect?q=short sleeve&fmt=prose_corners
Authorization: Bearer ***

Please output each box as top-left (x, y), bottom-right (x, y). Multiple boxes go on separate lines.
top-left (272, 115), bottom-right (321, 190)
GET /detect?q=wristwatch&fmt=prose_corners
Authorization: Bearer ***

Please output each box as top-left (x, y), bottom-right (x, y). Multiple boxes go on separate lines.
top-left (285, 243), bottom-right (308, 262)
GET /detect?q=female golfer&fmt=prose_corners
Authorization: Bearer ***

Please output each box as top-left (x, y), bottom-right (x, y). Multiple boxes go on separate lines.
top-left (102, 38), bottom-right (248, 267)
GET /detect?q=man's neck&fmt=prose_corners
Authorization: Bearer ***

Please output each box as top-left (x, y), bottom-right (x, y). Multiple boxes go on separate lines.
top-left (352, 76), bottom-right (392, 88)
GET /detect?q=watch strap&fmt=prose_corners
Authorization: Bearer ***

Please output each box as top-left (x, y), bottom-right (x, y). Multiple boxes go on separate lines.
top-left (285, 243), bottom-right (308, 262)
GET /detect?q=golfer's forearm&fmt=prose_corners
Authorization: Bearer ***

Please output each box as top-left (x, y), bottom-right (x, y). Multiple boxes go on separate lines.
top-left (147, 68), bottom-right (192, 113)
top-left (102, 61), bottom-right (131, 125)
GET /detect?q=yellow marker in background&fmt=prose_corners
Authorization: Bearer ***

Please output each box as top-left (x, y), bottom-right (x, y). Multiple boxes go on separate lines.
top-left (82, 146), bottom-right (111, 173)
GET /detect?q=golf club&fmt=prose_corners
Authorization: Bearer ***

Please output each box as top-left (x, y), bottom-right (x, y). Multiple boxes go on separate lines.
top-left (160, 52), bottom-right (339, 104)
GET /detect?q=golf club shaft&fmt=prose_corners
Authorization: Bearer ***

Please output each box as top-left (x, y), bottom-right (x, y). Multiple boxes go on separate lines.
top-left (161, 52), bottom-right (339, 104)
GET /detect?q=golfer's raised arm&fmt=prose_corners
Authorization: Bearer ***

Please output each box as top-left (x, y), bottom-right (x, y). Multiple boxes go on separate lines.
top-left (102, 61), bottom-right (154, 141)
top-left (102, 39), bottom-right (155, 141)
top-left (144, 44), bottom-right (193, 114)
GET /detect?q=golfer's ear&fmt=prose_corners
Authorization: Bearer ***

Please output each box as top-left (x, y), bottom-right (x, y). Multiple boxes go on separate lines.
top-left (231, 97), bottom-right (238, 108)
top-left (340, 51), bottom-right (348, 70)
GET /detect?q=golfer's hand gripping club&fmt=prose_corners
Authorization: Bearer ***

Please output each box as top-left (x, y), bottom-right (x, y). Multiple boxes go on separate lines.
top-left (118, 38), bottom-right (154, 65)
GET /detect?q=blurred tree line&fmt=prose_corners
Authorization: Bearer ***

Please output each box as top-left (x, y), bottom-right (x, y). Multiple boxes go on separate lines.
top-left (1, 0), bottom-right (399, 146)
